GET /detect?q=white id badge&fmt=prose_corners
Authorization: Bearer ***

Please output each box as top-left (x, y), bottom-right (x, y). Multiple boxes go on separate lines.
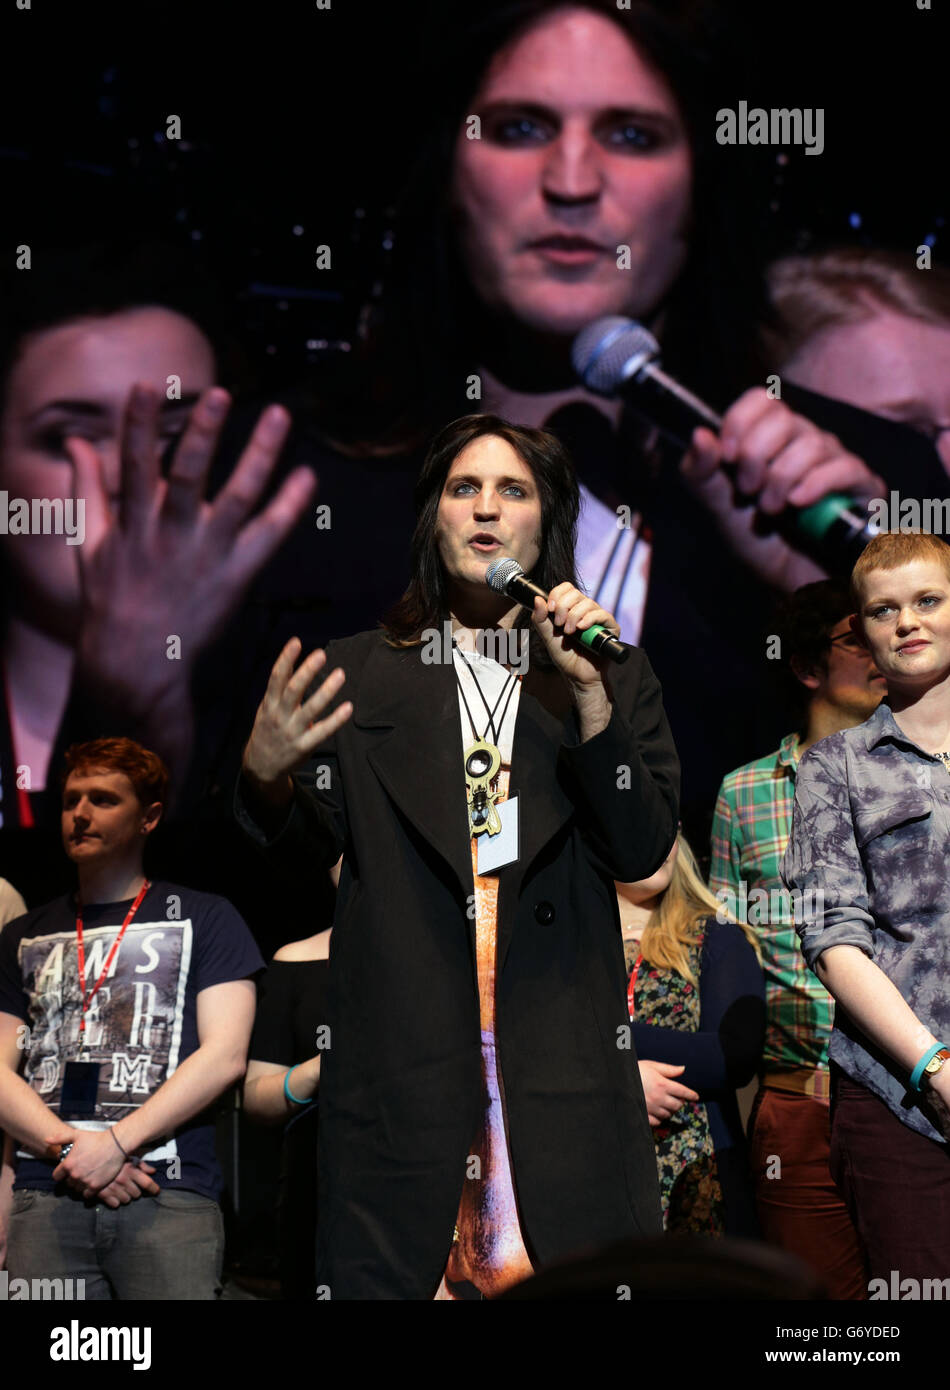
top-left (477, 796), bottom-right (520, 874)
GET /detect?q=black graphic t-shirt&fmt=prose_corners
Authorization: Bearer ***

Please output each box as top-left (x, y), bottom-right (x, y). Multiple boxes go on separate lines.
top-left (0, 881), bottom-right (264, 1199)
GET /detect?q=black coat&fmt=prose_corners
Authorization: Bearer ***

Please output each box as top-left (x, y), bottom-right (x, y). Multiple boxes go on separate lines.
top-left (236, 627), bottom-right (680, 1298)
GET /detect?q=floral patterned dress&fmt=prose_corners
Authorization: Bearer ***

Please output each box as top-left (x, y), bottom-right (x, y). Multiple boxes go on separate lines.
top-left (625, 928), bottom-right (724, 1234)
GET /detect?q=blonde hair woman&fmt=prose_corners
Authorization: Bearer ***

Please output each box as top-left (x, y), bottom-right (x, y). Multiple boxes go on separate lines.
top-left (617, 832), bottom-right (765, 1235)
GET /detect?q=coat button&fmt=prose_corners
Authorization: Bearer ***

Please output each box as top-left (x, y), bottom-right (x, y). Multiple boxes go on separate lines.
top-left (534, 901), bottom-right (556, 925)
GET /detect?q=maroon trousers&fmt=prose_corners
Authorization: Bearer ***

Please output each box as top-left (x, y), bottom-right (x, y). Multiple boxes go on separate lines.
top-left (748, 1084), bottom-right (867, 1299)
top-left (830, 1068), bottom-right (950, 1285)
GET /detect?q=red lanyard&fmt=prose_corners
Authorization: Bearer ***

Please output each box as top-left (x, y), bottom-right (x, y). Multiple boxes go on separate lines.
top-left (75, 880), bottom-right (150, 1038)
top-left (627, 952), bottom-right (643, 1021)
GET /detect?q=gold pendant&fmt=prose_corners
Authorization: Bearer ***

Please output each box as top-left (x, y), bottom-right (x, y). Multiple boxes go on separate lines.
top-left (464, 738), bottom-right (503, 837)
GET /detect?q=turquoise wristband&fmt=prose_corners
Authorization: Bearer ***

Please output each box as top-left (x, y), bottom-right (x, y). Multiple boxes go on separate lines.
top-left (909, 1043), bottom-right (948, 1092)
top-left (283, 1067), bottom-right (312, 1106)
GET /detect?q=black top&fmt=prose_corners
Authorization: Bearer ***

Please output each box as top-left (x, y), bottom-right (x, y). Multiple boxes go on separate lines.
top-left (249, 956), bottom-right (330, 1300)
top-left (630, 916), bottom-right (766, 1237)
top-left (250, 957), bottom-right (330, 1070)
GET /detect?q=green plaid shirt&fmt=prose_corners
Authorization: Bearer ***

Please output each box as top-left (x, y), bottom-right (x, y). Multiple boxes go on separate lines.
top-left (709, 732), bottom-right (834, 1072)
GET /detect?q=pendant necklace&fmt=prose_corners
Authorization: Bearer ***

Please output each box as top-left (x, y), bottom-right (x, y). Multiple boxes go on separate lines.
top-left (453, 646), bottom-right (519, 838)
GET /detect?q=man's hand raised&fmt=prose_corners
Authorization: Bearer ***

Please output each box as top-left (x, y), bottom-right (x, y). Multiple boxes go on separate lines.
top-left (242, 638), bottom-right (354, 802)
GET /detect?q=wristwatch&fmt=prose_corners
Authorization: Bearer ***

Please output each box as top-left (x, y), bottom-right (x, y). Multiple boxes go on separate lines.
top-left (922, 1048), bottom-right (950, 1085)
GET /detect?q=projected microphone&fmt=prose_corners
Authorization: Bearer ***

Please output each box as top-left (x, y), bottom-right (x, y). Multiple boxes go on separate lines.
top-left (572, 316), bottom-right (880, 558)
top-left (486, 557), bottom-right (630, 665)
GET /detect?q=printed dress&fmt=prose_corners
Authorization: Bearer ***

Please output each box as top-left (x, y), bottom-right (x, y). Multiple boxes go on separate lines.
top-left (626, 929), bottom-right (724, 1234)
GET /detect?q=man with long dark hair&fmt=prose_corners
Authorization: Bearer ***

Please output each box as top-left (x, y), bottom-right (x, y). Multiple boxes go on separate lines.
top-left (236, 414), bottom-right (679, 1298)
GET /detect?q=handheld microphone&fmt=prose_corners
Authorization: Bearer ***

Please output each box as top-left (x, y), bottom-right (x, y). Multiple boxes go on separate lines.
top-left (485, 557), bottom-right (630, 665)
top-left (572, 315), bottom-right (880, 559)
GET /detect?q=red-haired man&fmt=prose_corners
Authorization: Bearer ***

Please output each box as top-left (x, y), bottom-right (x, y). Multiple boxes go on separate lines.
top-left (0, 737), bottom-right (262, 1299)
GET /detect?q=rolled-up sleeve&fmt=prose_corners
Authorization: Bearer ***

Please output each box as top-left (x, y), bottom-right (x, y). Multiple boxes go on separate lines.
top-left (781, 743), bottom-right (875, 971)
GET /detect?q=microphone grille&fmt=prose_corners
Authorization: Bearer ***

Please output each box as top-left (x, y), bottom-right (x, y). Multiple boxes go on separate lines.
top-left (572, 316), bottom-right (660, 395)
top-left (485, 556), bottom-right (523, 594)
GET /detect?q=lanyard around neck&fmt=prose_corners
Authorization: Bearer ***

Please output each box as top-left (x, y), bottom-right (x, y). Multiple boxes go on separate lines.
top-left (453, 647), bottom-right (519, 747)
top-left (75, 880), bottom-right (150, 1038)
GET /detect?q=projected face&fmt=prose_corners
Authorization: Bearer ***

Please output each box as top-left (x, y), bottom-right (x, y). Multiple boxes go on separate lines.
top-left (0, 306), bottom-right (215, 639)
top-left (783, 309), bottom-right (950, 477)
top-left (450, 5), bottom-right (693, 338)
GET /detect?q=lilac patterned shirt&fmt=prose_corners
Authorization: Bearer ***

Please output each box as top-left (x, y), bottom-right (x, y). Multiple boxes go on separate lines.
top-left (782, 700), bottom-right (950, 1143)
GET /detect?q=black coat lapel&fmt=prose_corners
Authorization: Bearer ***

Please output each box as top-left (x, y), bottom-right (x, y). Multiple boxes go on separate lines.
top-left (353, 641), bottom-right (475, 904)
top-left (353, 641), bottom-right (578, 972)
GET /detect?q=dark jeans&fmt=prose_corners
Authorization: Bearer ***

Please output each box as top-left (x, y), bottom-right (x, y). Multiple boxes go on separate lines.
top-left (748, 1084), bottom-right (867, 1299)
top-left (7, 1186), bottom-right (224, 1300)
top-left (830, 1068), bottom-right (950, 1285)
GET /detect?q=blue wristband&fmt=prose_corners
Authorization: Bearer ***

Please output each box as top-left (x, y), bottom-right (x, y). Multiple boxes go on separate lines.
top-left (283, 1067), bottom-right (312, 1106)
top-left (909, 1043), bottom-right (948, 1092)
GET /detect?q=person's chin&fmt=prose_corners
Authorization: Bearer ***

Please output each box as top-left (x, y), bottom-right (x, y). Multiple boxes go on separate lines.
top-left (886, 662), bottom-right (938, 686)
top-left (466, 556), bottom-right (501, 586)
top-left (448, 556), bottom-right (491, 590)
top-left (505, 283), bottom-right (640, 339)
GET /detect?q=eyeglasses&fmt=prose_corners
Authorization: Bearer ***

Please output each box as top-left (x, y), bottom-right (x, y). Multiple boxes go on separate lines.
top-left (828, 630), bottom-right (865, 653)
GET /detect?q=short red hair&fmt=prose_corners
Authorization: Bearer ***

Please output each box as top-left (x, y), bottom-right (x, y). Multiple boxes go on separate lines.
top-left (851, 532), bottom-right (950, 610)
top-left (61, 737), bottom-right (169, 810)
